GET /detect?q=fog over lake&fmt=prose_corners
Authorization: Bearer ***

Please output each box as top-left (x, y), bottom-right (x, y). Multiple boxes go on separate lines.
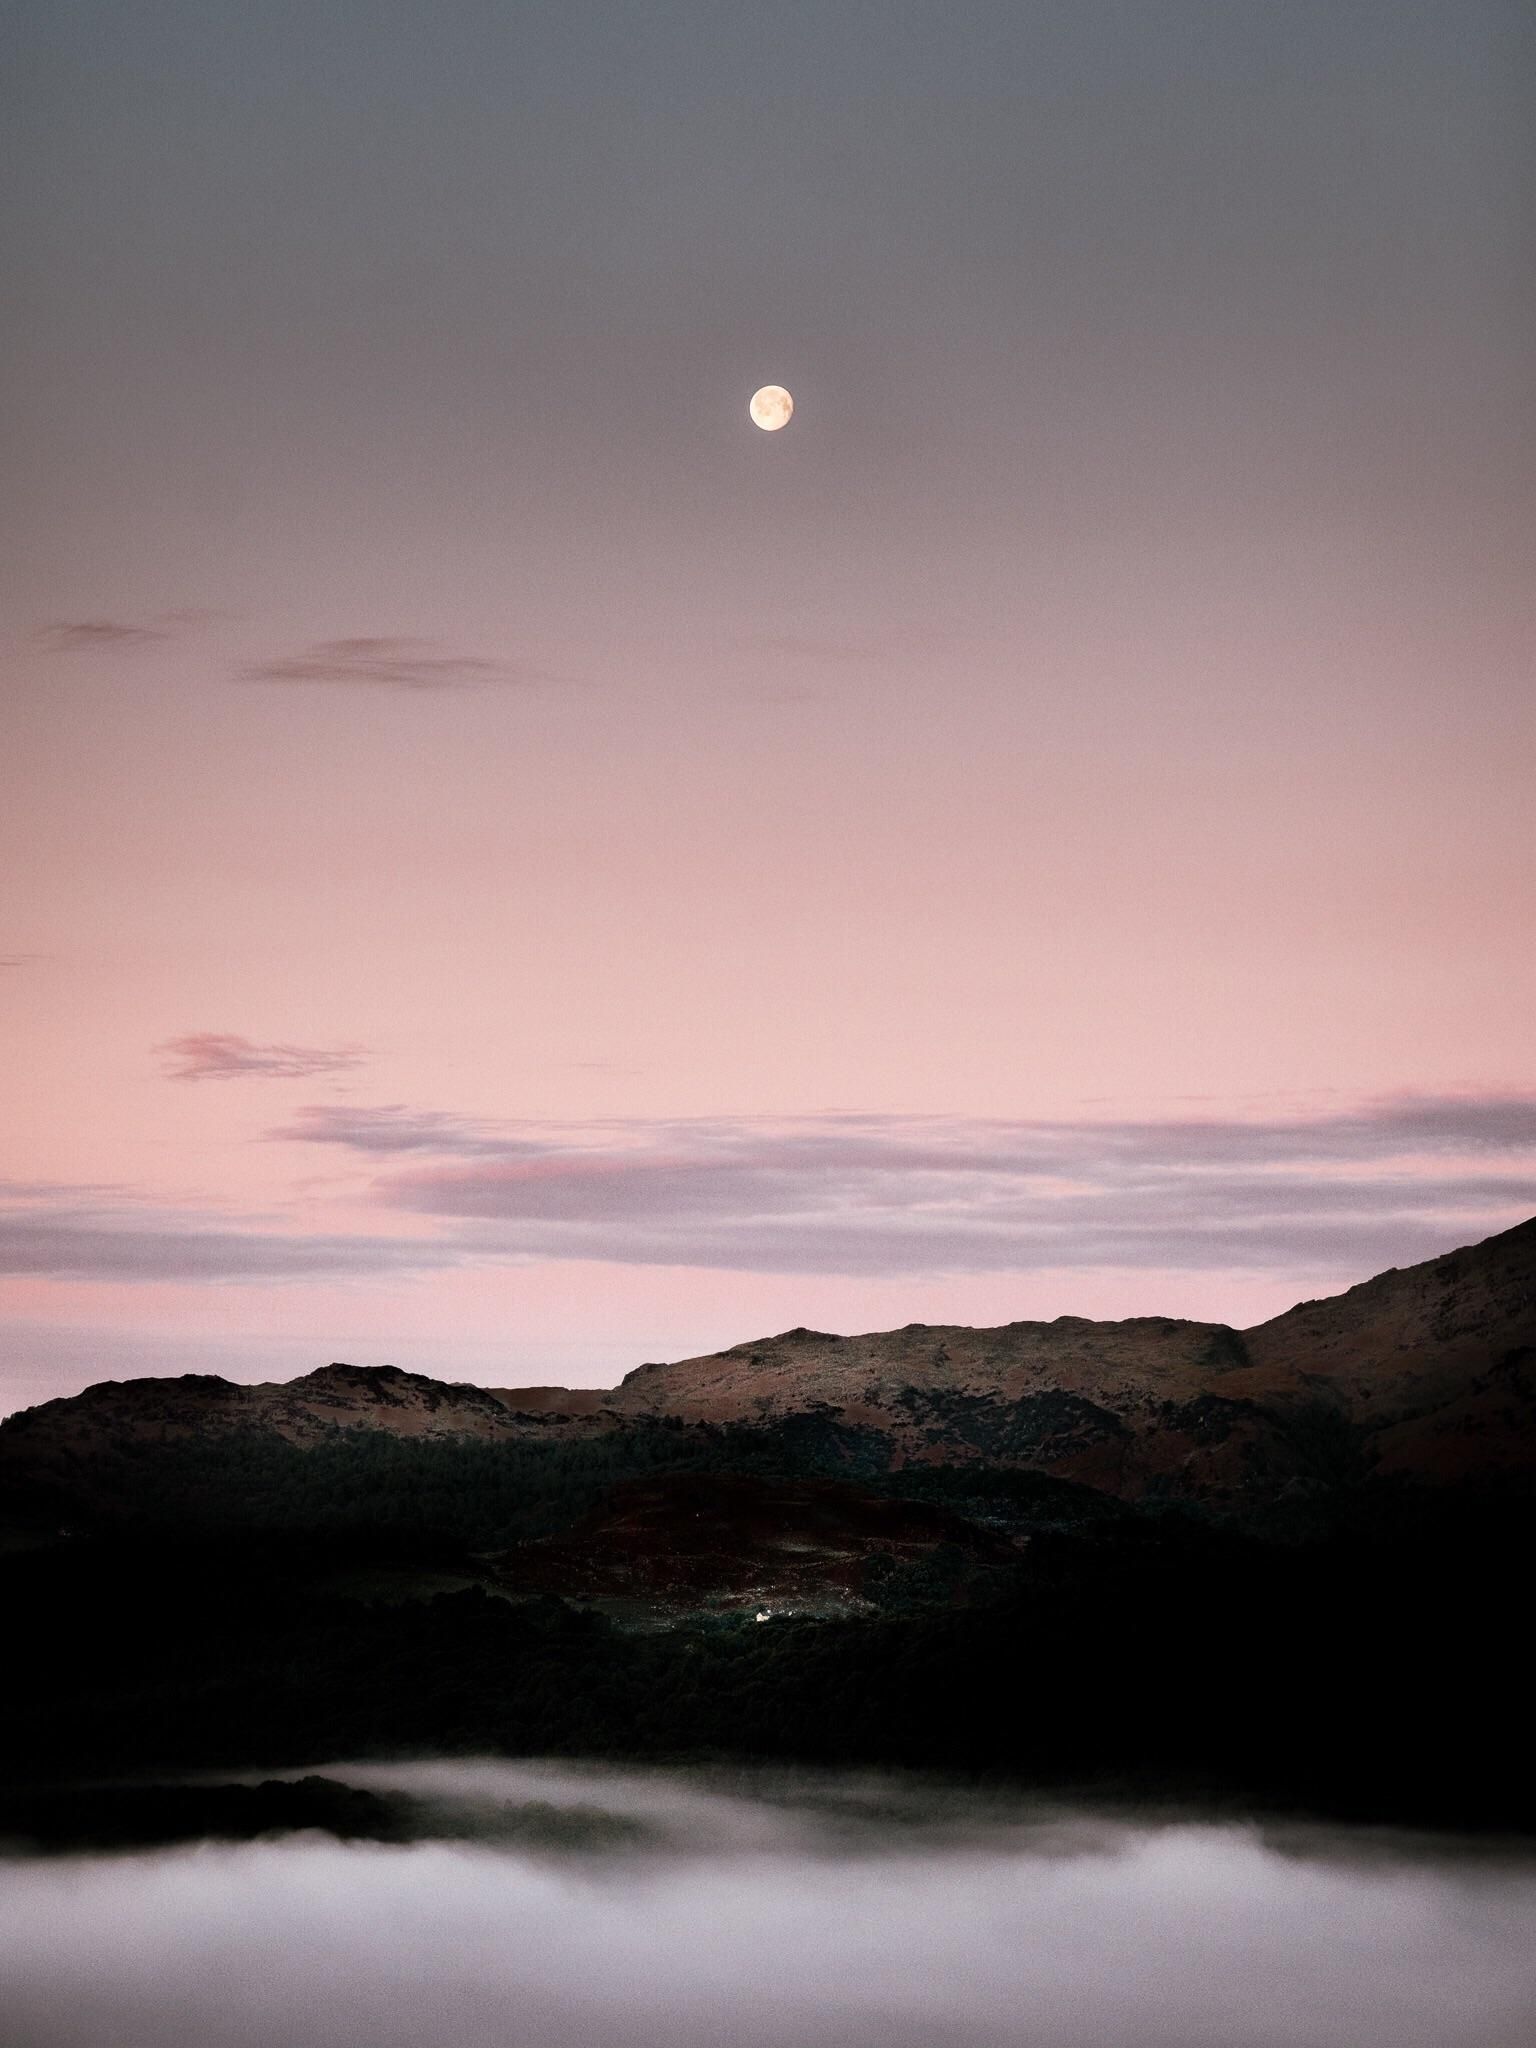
top-left (3, 1761), bottom-right (1534, 2048)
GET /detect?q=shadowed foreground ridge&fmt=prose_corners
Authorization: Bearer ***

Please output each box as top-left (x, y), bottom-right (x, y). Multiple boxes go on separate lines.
top-left (1, 1219), bottom-right (1532, 1835)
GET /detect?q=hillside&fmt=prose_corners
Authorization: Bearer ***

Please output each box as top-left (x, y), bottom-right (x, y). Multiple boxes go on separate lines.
top-left (0, 1221), bottom-right (1531, 1828)
top-left (2, 1219), bottom-right (1531, 1517)
top-left (608, 1216), bottom-right (1536, 1496)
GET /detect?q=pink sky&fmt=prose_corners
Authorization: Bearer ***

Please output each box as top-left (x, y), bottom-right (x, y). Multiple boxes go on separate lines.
top-left (3, 4), bottom-right (1532, 1413)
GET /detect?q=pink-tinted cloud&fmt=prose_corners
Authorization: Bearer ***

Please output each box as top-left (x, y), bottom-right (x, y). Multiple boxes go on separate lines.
top-left (0, 1183), bottom-right (458, 1283)
top-left (275, 1104), bottom-right (545, 1154)
top-left (237, 637), bottom-right (549, 692)
top-left (159, 1034), bottom-right (368, 1082)
top-left (276, 1096), bottom-right (1536, 1280)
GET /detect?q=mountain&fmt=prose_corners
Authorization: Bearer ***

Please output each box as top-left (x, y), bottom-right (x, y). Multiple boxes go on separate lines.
top-left (2, 1221), bottom-right (1531, 1830)
top-left (1232, 1219), bottom-right (1536, 1481)
top-left (2, 1219), bottom-right (1532, 1517)
top-left (608, 1216), bottom-right (1536, 1497)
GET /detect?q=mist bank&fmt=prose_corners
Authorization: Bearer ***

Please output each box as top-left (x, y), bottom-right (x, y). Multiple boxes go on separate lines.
top-left (2, 1762), bottom-right (1534, 2048)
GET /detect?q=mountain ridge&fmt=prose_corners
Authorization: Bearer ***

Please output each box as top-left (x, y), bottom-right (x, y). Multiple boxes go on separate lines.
top-left (2, 1223), bottom-right (1532, 1828)
top-left (3, 1217), bottom-right (1530, 1509)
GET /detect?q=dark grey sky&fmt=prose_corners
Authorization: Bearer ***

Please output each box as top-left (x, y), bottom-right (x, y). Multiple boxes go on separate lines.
top-left (8, 0), bottom-right (1529, 609)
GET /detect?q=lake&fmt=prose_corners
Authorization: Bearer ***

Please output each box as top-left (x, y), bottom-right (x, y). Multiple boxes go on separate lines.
top-left (2, 1759), bottom-right (1533, 2048)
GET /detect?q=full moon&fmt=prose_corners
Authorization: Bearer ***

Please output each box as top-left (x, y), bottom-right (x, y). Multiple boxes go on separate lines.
top-left (749, 384), bottom-right (793, 431)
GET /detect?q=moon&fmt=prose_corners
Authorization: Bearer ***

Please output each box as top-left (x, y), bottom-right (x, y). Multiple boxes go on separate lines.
top-left (749, 384), bottom-right (793, 431)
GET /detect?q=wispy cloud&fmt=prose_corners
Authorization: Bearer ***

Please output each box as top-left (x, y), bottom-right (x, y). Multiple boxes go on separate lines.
top-left (274, 1095), bottom-right (1536, 1281)
top-left (0, 954), bottom-right (39, 970)
top-left (275, 1104), bottom-right (531, 1152)
top-left (159, 1034), bottom-right (368, 1083)
top-left (0, 1185), bottom-right (459, 1284)
top-left (33, 620), bottom-right (171, 652)
top-left (4, 1101), bottom-right (1527, 1292)
top-left (237, 638), bottom-right (550, 692)
top-left (30, 610), bottom-right (228, 655)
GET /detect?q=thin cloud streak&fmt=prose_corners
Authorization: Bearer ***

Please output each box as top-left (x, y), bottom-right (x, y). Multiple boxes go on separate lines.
top-left (33, 620), bottom-right (170, 652)
top-left (0, 1191), bottom-right (459, 1285)
top-left (278, 1095), bottom-right (1536, 1281)
top-left (159, 1034), bottom-right (368, 1083)
top-left (276, 1104), bottom-right (543, 1154)
top-left (238, 638), bottom-right (552, 692)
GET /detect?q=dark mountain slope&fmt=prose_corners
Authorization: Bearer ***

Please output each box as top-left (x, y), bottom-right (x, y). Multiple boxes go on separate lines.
top-left (0, 1224), bottom-right (1531, 1829)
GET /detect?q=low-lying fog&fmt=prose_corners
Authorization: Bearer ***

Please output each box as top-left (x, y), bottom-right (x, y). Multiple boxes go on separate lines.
top-left (3, 1760), bottom-right (1534, 2048)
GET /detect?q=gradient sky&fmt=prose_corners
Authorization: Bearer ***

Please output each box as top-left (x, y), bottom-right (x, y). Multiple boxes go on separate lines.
top-left (3, 1), bottom-right (1532, 1414)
